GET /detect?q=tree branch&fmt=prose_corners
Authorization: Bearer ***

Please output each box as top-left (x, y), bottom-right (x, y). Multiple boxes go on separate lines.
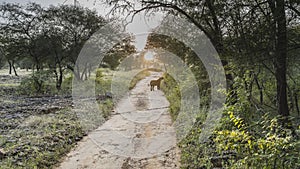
top-left (286, 4), bottom-right (300, 16)
top-left (140, 0), bottom-right (214, 47)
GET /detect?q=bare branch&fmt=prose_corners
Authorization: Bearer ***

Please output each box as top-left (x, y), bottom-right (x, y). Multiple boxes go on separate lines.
top-left (140, 0), bottom-right (213, 43)
top-left (286, 4), bottom-right (300, 16)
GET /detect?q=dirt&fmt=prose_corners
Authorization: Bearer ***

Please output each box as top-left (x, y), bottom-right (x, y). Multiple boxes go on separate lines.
top-left (0, 73), bottom-right (72, 135)
top-left (0, 72), bottom-right (86, 168)
top-left (56, 72), bottom-right (180, 169)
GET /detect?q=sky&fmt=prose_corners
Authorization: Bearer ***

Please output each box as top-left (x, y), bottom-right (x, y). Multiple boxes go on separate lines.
top-left (0, 0), bottom-right (164, 51)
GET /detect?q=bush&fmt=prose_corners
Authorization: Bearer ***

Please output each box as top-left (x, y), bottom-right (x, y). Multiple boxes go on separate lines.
top-left (214, 111), bottom-right (300, 169)
top-left (98, 99), bottom-right (114, 120)
top-left (160, 73), bottom-right (181, 121)
top-left (18, 70), bottom-right (56, 95)
top-left (177, 74), bottom-right (300, 169)
top-left (95, 69), bottom-right (112, 95)
top-left (60, 74), bottom-right (73, 95)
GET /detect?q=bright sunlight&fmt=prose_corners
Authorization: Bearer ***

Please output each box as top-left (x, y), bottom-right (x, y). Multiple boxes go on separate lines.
top-left (144, 51), bottom-right (155, 61)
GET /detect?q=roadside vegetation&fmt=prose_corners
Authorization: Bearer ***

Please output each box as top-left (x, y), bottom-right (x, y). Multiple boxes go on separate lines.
top-left (161, 63), bottom-right (300, 168)
top-left (160, 73), bottom-right (181, 121)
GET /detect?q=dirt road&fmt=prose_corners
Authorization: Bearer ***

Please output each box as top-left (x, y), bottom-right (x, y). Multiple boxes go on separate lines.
top-left (56, 72), bottom-right (180, 169)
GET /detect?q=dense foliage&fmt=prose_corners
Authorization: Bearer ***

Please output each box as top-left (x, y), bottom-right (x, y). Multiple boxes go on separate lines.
top-left (127, 0), bottom-right (300, 168)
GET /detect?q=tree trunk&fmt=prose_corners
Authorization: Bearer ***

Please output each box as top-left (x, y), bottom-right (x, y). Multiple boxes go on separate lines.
top-left (255, 76), bottom-right (264, 104)
top-left (53, 68), bottom-right (62, 91)
top-left (12, 61), bottom-right (18, 76)
top-left (67, 64), bottom-right (81, 81)
top-left (54, 61), bottom-right (64, 91)
top-left (57, 67), bottom-right (63, 91)
top-left (295, 91), bottom-right (300, 116)
top-left (8, 60), bottom-right (12, 75)
top-left (273, 0), bottom-right (289, 117)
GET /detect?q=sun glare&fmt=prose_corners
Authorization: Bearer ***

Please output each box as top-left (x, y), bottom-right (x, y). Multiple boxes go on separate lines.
top-left (144, 51), bottom-right (154, 61)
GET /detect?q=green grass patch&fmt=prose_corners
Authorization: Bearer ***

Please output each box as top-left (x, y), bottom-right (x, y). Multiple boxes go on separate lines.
top-left (98, 99), bottom-right (114, 120)
top-left (0, 108), bottom-right (84, 168)
top-left (160, 73), bottom-right (181, 121)
top-left (0, 98), bottom-right (114, 169)
top-left (0, 83), bottom-right (19, 87)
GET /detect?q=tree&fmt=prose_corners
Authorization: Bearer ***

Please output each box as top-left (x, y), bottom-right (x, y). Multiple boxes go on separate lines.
top-left (0, 34), bottom-right (28, 76)
top-left (102, 37), bottom-right (136, 70)
top-left (103, 0), bottom-right (299, 118)
top-left (43, 29), bottom-right (66, 90)
top-left (44, 5), bottom-right (107, 81)
top-left (268, 0), bottom-right (289, 117)
top-left (0, 2), bottom-right (47, 71)
top-left (0, 46), bottom-right (5, 69)
top-left (0, 2), bottom-right (109, 88)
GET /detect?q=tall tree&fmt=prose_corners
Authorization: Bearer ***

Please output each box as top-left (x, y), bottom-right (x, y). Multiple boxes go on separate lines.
top-left (0, 2), bottom-right (47, 71)
top-left (268, 0), bottom-right (289, 117)
top-left (0, 34), bottom-right (28, 76)
top-left (45, 5), bottom-right (107, 80)
top-left (103, 0), bottom-right (297, 118)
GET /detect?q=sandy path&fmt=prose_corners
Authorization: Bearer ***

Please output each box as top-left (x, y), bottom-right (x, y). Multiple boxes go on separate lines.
top-left (56, 72), bottom-right (180, 169)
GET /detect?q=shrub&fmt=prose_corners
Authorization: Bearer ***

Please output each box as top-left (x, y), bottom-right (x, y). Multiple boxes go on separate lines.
top-left (60, 74), bottom-right (73, 95)
top-left (160, 73), bottom-right (181, 121)
top-left (214, 112), bottom-right (300, 169)
top-left (18, 70), bottom-right (56, 95)
top-left (95, 69), bottom-right (112, 95)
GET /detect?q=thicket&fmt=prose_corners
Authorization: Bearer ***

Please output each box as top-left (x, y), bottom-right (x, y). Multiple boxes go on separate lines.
top-left (160, 69), bottom-right (300, 168)
top-left (149, 25), bottom-right (300, 169)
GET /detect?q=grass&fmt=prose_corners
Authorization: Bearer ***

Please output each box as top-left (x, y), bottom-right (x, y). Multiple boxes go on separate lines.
top-left (98, 99), bottom-right (114, 120)
top-left (0, 108), bottom-right (84, 168)
top-left (0, 101), bottom-right (114, 169)
top-left (0, 83), bottom-right (19, 87)
top-left (0, 68), bottom-right (115, 169)
top-left (160, 73), bottom-right (181, 121)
